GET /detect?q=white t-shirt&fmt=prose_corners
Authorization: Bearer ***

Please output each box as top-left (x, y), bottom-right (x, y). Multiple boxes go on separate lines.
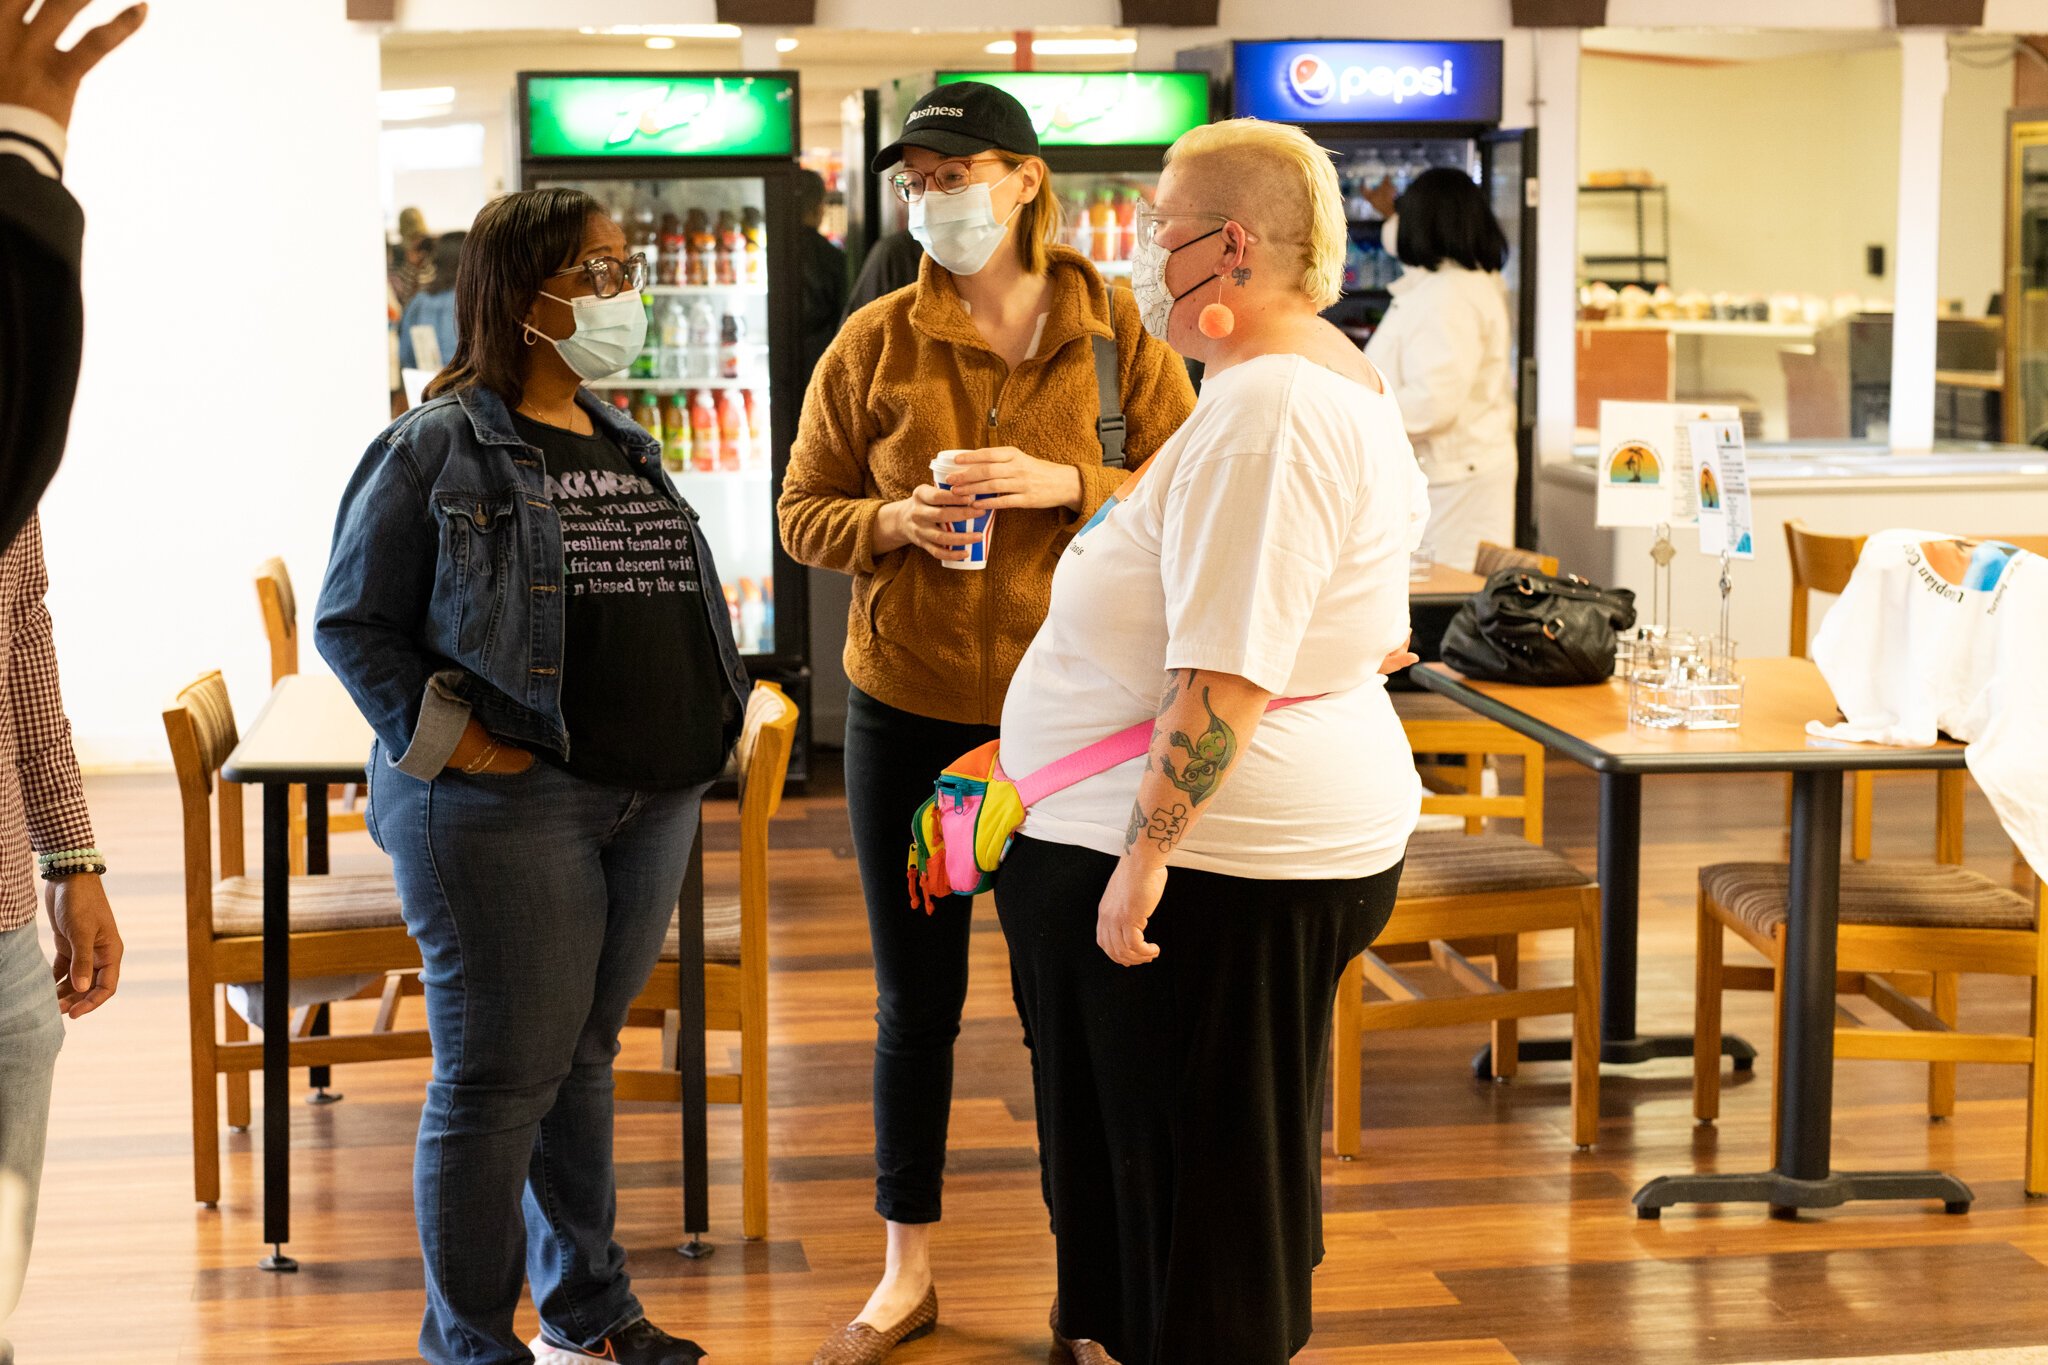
top-left (1000, 352), bottom-right (1430, 880)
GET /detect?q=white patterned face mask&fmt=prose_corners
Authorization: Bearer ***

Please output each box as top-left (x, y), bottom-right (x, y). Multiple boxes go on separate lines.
top-left (1129, 225), bottom-right (1223, 343)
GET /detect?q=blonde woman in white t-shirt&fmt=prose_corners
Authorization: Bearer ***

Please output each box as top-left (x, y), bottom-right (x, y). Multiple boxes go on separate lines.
top-left (997, 118), bottom-right (1429, 1365)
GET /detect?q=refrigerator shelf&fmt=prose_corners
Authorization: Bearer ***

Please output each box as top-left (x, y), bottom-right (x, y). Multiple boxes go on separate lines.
top-left (646, 283), bottom-right (770, 297)
top-left (594, 377), bottom-right (770, 391)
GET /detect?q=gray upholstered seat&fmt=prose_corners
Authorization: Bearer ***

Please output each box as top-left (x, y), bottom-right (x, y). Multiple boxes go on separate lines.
top-left (211, 874), bottom-right (405, 938)
top-left (1399, 832), bottom-right (1594, 900)
top-left (1702, 861), bottom-right (2036, 937)
top-left (661, 897), bottom-right (743, 966)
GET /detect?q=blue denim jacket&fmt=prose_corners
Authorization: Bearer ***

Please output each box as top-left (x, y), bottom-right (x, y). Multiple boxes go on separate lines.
top-left (315, 384), bottom-right (749, 782)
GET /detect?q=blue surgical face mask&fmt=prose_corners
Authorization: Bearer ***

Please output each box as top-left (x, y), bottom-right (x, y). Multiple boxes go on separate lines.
top-left (523, 288), bottom-right (647, 380)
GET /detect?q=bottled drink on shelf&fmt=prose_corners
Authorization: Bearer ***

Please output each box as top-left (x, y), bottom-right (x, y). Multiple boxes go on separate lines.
top-left (1070, 198), bottom-right (1092, 259)
top-left (629, 187), bottom-right (660, 287)
top-left (661, 392), bottom-right (690, 473)
top-left (1115, 189), bottom-right (1137, 261)
top-left (1089, 188), bottom-right (1114, 263)
top-left (741, 206), bottom-right (766, 285)
top-left (716, 389), bottom-right (746, 472)
top-left (722, 581), bottom-right (741, 640)
top-left (689, 390), bottom-right (717, 473)
top-left (629, 389), bottom-right (663, 444)
top-left (657, 212), bottom-right (684, 287)
top-left (657, 296), bottom-right (689, 379)
top-left (630, 295), bottom-right (658, 379)
top-left (740, 389), bottom-right (768, 467)
top-left (685, 209), bottom-right (713, 287)
top-left (760, 577), bottom-right (774, 650)
top-left (688, 301), bottom-right (717, 380)
top-left (610, 391), bottom-right (633, 422)
top-left (714, 210), bottom-right (740, 286)
top-left (718, 312), bottom-right (746, 380)
top-left (738, 578), bottom-right (765, 653)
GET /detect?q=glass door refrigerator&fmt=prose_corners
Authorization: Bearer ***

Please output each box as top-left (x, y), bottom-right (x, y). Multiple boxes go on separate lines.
top-left (933, 70), bottom-right (1213, 286)
top-left (1222, 40), bottom-right (1540, 547)
top-left (519, 71), bottom-right (812, 777)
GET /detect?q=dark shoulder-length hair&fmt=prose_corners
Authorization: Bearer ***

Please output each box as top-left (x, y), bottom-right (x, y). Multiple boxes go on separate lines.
top-left (1393, 167), bottom-right (1508, 274)
top-left (425, 189), bottom-right (603, 406)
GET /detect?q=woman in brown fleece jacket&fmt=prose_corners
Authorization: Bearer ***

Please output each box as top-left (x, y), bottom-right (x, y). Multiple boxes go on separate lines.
top-left (778, 83), bottom-right (1194, 1365)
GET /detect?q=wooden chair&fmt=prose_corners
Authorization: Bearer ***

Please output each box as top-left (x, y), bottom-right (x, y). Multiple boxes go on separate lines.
top-left (1331, 719), bottom-right (1601, 1159)
top-left (1472, 540), bottom-right (1560, 579)
top-left (1693, 859), bottom-right (2048, 1194)
top-left (163, 672), bottom-right (430, 1206)
top-left (616, 682), bottom-right (797, 1240)
top-left (255, 558), bottom-right (368, 876)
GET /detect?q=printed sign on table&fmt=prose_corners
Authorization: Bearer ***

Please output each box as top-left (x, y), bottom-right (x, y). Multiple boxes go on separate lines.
top-left (1690, 419), bottom-right (1753, 558)
top-left (1594, 401), bottom-right (1740, 529)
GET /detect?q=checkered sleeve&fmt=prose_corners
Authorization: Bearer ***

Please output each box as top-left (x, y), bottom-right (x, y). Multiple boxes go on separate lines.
top-left (8, 518), bottom-right (94, 860)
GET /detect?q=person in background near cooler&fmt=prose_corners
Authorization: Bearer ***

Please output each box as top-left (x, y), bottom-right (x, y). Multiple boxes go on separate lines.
top-left (998, 117), bottom-right (1427, 1365)
top-left (794, 168), bottom-right (848, 392)
top-left (779, 82), bottom-right (1196, 1365)
top-left (317, 189), bottom-right (745, 1365)
top-left (1363, 167), bottom-right (1515, 572)
top-left (843, 227), bottom-right (925, 321)
top-left (397, 230), bottom-right (464, 372)
top-left (390, 204), bottom-right (432, 311)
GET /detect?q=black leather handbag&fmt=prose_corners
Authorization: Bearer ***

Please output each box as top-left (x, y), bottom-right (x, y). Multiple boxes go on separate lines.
top-left (1440, 569), bottom-right (1638, 686)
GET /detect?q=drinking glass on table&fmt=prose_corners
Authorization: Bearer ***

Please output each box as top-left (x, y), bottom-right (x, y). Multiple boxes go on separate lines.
top-left (1408, 539), bottom-right (1435, 583)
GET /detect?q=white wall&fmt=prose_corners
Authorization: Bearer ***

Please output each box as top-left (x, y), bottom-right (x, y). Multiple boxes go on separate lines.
top-left (1941, 37), bottom-right (2015, 316)
top-left (1580, 44), bottom-right (1903, 302)
top-left (54, 3), bottom-right (387, 767)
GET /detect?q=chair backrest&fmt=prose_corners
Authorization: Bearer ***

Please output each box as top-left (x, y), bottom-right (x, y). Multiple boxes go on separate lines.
top-left (1783, 520), bottom-right (1867, 658)
top-left (733, 682), bottom-right (798, 970)
top-left (255, 558), bottom-right (299, 685)
top-left (1403, 718), bottom-right (1547, 846)
top-left (1473, 541), bottom-right (1560, 579)
top-left (161, 673), bottom-right (245, 945)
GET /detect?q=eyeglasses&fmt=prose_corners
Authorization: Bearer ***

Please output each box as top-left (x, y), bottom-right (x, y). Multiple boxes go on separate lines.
top-left (889, 156), bottom-right (1007, 204)
top-left (1135, 205), bottom-right (1241, 246)
top-left (545, 253), bottom-right (649, 299)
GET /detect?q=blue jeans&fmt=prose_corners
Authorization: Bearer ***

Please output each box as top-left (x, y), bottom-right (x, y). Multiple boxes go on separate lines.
top-left (0, 923), bottom-right (62, 1352)
top-left (369, 750), bottom-right (707, 1365)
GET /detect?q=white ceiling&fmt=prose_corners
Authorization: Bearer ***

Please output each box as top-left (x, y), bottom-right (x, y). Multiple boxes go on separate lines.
top-left (1583, 28), bottom-right (1903, 62)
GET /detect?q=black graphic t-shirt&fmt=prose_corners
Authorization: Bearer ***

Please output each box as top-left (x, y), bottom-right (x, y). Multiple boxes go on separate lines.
top-left (513, 413), bottom-right (726, 788)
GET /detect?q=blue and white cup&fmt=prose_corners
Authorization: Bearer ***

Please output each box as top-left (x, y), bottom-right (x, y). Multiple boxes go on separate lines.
top-left (931, 450), bottom-right (995, 571)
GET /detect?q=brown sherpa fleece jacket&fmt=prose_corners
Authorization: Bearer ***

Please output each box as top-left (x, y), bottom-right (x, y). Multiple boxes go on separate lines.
top-left (778, 245), bottom-right (1197, 725)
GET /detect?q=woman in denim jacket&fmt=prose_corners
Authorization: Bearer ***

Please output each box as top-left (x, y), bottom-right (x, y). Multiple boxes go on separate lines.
top-left (316, 188), bottom-right (745, 1365)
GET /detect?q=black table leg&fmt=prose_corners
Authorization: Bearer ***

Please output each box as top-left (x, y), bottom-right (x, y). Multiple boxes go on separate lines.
top-left (260, 783), bottom-right (298, 1272)
top-left (1473, 770), bottom-right (1755, 1077)
top-left (303, 786), bottom-right (339, 1104)
top-left (1634, 769), bottom-right (1973, 1218)
top-left (675, 822), bottom-right (711, 1259)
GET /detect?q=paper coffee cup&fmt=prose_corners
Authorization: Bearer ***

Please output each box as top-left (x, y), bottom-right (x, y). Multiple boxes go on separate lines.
top-left (930, 450), bottom-right (994, 571)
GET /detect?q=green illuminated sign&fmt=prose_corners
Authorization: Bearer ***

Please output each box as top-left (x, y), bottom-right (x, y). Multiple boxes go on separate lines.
top-left (523, 74), bottom-right (796, 159)
top-left (936, 71), bottom-right (1209, 147)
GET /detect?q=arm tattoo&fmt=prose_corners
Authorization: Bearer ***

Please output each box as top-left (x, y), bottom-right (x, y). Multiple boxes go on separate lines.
top-left (1124, 803), bottom-right (1149, 854)
top-left (1140, 803), bottom-right (1189, 853)
top-left (1160, 686), bottom-right (1236, 806)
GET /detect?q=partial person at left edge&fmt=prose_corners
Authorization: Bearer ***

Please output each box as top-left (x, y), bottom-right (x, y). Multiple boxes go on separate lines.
top-left (0, 0), bottom-right (148, 550)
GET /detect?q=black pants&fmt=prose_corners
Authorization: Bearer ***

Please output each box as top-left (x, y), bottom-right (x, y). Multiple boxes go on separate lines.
top-left (843, 685), bottom-right (1002, 1225)
top-left (998, 834), bottom-right (1403, 1365)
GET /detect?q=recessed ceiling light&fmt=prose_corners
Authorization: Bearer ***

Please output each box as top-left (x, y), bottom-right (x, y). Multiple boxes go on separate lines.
top-left (645, 36), bottom-right (676, 49)
top-left (982, 37), bottom-right (1136, 57)
top-left (776, 36), bottom-right (799, 53)
top-left (984, 39), bottom-right (1016, 55)
top-left (577, 24), bottom-right (742, 39)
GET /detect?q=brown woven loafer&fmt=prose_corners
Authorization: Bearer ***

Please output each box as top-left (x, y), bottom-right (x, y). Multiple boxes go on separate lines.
top-left (810, 1286), bottom-right (938, 1364)
top-left (1050, 1296), bottom-right (1121, 1365)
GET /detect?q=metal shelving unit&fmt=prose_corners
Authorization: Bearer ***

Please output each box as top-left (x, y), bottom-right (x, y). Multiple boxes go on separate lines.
top-left (1580, 183), bottom-right (1670, 288)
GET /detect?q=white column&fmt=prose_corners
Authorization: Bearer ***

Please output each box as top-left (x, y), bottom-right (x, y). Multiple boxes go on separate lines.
top-left (737, 27), bottom-right (786, 73)
top-left (1890, 31), bottom-right (1949, 453)
top-left (1533, 28), bottom-right (1581, 467)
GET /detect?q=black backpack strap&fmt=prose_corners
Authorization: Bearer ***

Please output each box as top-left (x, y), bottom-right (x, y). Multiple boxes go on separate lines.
top-left (1091, 332), bottom-right (1126, 470)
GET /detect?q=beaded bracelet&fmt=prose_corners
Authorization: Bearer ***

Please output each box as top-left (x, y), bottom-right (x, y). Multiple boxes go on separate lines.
top-left (39, 848), bottom-right (107, 880)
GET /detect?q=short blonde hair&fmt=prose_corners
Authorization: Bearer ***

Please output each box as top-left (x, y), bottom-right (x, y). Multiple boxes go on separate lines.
top-left (990, 151), bottom-right (1064, 273)
top-left (1162, 119), bottom-right (1346, 309)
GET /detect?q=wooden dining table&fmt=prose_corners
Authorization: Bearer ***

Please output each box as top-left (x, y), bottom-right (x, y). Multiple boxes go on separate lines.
top-left (1402, 563), bottom-right (1487, 676)
top-left (1415, 657), bottom-right (1976, 1217)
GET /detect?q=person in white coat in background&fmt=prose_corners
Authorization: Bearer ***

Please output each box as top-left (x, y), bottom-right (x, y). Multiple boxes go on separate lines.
top-left (1363, 167), bottom-right (1516, 572)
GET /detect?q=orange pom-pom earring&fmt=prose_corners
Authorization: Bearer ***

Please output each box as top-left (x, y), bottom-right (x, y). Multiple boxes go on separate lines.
top-left (1197, 302), bottom-right (1235, 338)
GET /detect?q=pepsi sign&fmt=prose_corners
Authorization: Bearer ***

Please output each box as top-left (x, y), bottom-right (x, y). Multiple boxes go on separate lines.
top-left (1233, 40), bottom-right (1503, 125)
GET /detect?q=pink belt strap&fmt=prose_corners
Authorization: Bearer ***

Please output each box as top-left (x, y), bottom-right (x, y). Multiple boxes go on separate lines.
top-left (1010, 695), bottom-right (1318, 808)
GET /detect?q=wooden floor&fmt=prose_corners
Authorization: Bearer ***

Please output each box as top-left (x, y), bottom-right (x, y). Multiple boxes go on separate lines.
top-left (9, 758), bottom-right (2048, 1363)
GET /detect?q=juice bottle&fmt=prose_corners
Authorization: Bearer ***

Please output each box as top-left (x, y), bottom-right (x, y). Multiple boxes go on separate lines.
top-left (759, 577), bottom-right (774, 650)
top-left (738, 578), bottom-right (765, 653)
top-left (658, 297), bottom-right (688, 379)
top-left (740, 389), bottom-right (768, 467)
top-left (629, 186), bottom-right (661, 288)
top-left (741, 206), bottom-right (766, 284)
top-left (629, 294), bottom-right (658, 379)
top-left (688, 300), bottom-right (717, 380)
top-left (689, 390), bottom-right (717, 473)
top-left (718, 312), bottom-right (746, 380)
top-left (722, 581), bottom-right (741, 640)
top-left (716, 389), bottom-right (746, 472)
top-left (1070, 190), bottom-right (1092, 259)
top-left (610, 391), bottom-right (633, 425)
top-left (661, 393), bottom-right (691, 473)
top-left (1089, 188), bottom-right (1114, 263)
top-left (1114, 189), bottom-right (1138, 261)
top-left (685, 209), bottom-right (713, 287)
top-left (630, 390), bottom-right (662, 444)
top-left (714, 210), bottom-right (739, 285)
top-left (657, 212), bottom-right (684, 287)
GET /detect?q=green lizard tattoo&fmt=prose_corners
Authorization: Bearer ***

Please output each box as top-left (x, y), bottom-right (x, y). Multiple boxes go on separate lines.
top-left (1160, 686), bottom-right (1236, 806)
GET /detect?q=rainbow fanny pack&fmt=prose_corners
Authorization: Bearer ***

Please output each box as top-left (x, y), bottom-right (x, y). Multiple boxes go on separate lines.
top-left (906, 696), bottom-right (1312, 914)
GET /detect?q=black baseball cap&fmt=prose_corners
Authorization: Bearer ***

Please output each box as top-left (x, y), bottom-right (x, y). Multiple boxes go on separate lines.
top-left (872, 81), bottom-right (1040, 174)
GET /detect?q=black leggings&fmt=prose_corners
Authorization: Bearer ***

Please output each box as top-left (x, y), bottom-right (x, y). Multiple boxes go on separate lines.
top-left (842, 685), bottom-right (1002, 1225)
top-left (999, 835), bottom-right (1403, 1365)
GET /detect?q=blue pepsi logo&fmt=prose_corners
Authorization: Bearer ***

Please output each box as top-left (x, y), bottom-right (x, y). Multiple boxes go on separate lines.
top-left (1290, 54), bottom-right (1335, 107)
